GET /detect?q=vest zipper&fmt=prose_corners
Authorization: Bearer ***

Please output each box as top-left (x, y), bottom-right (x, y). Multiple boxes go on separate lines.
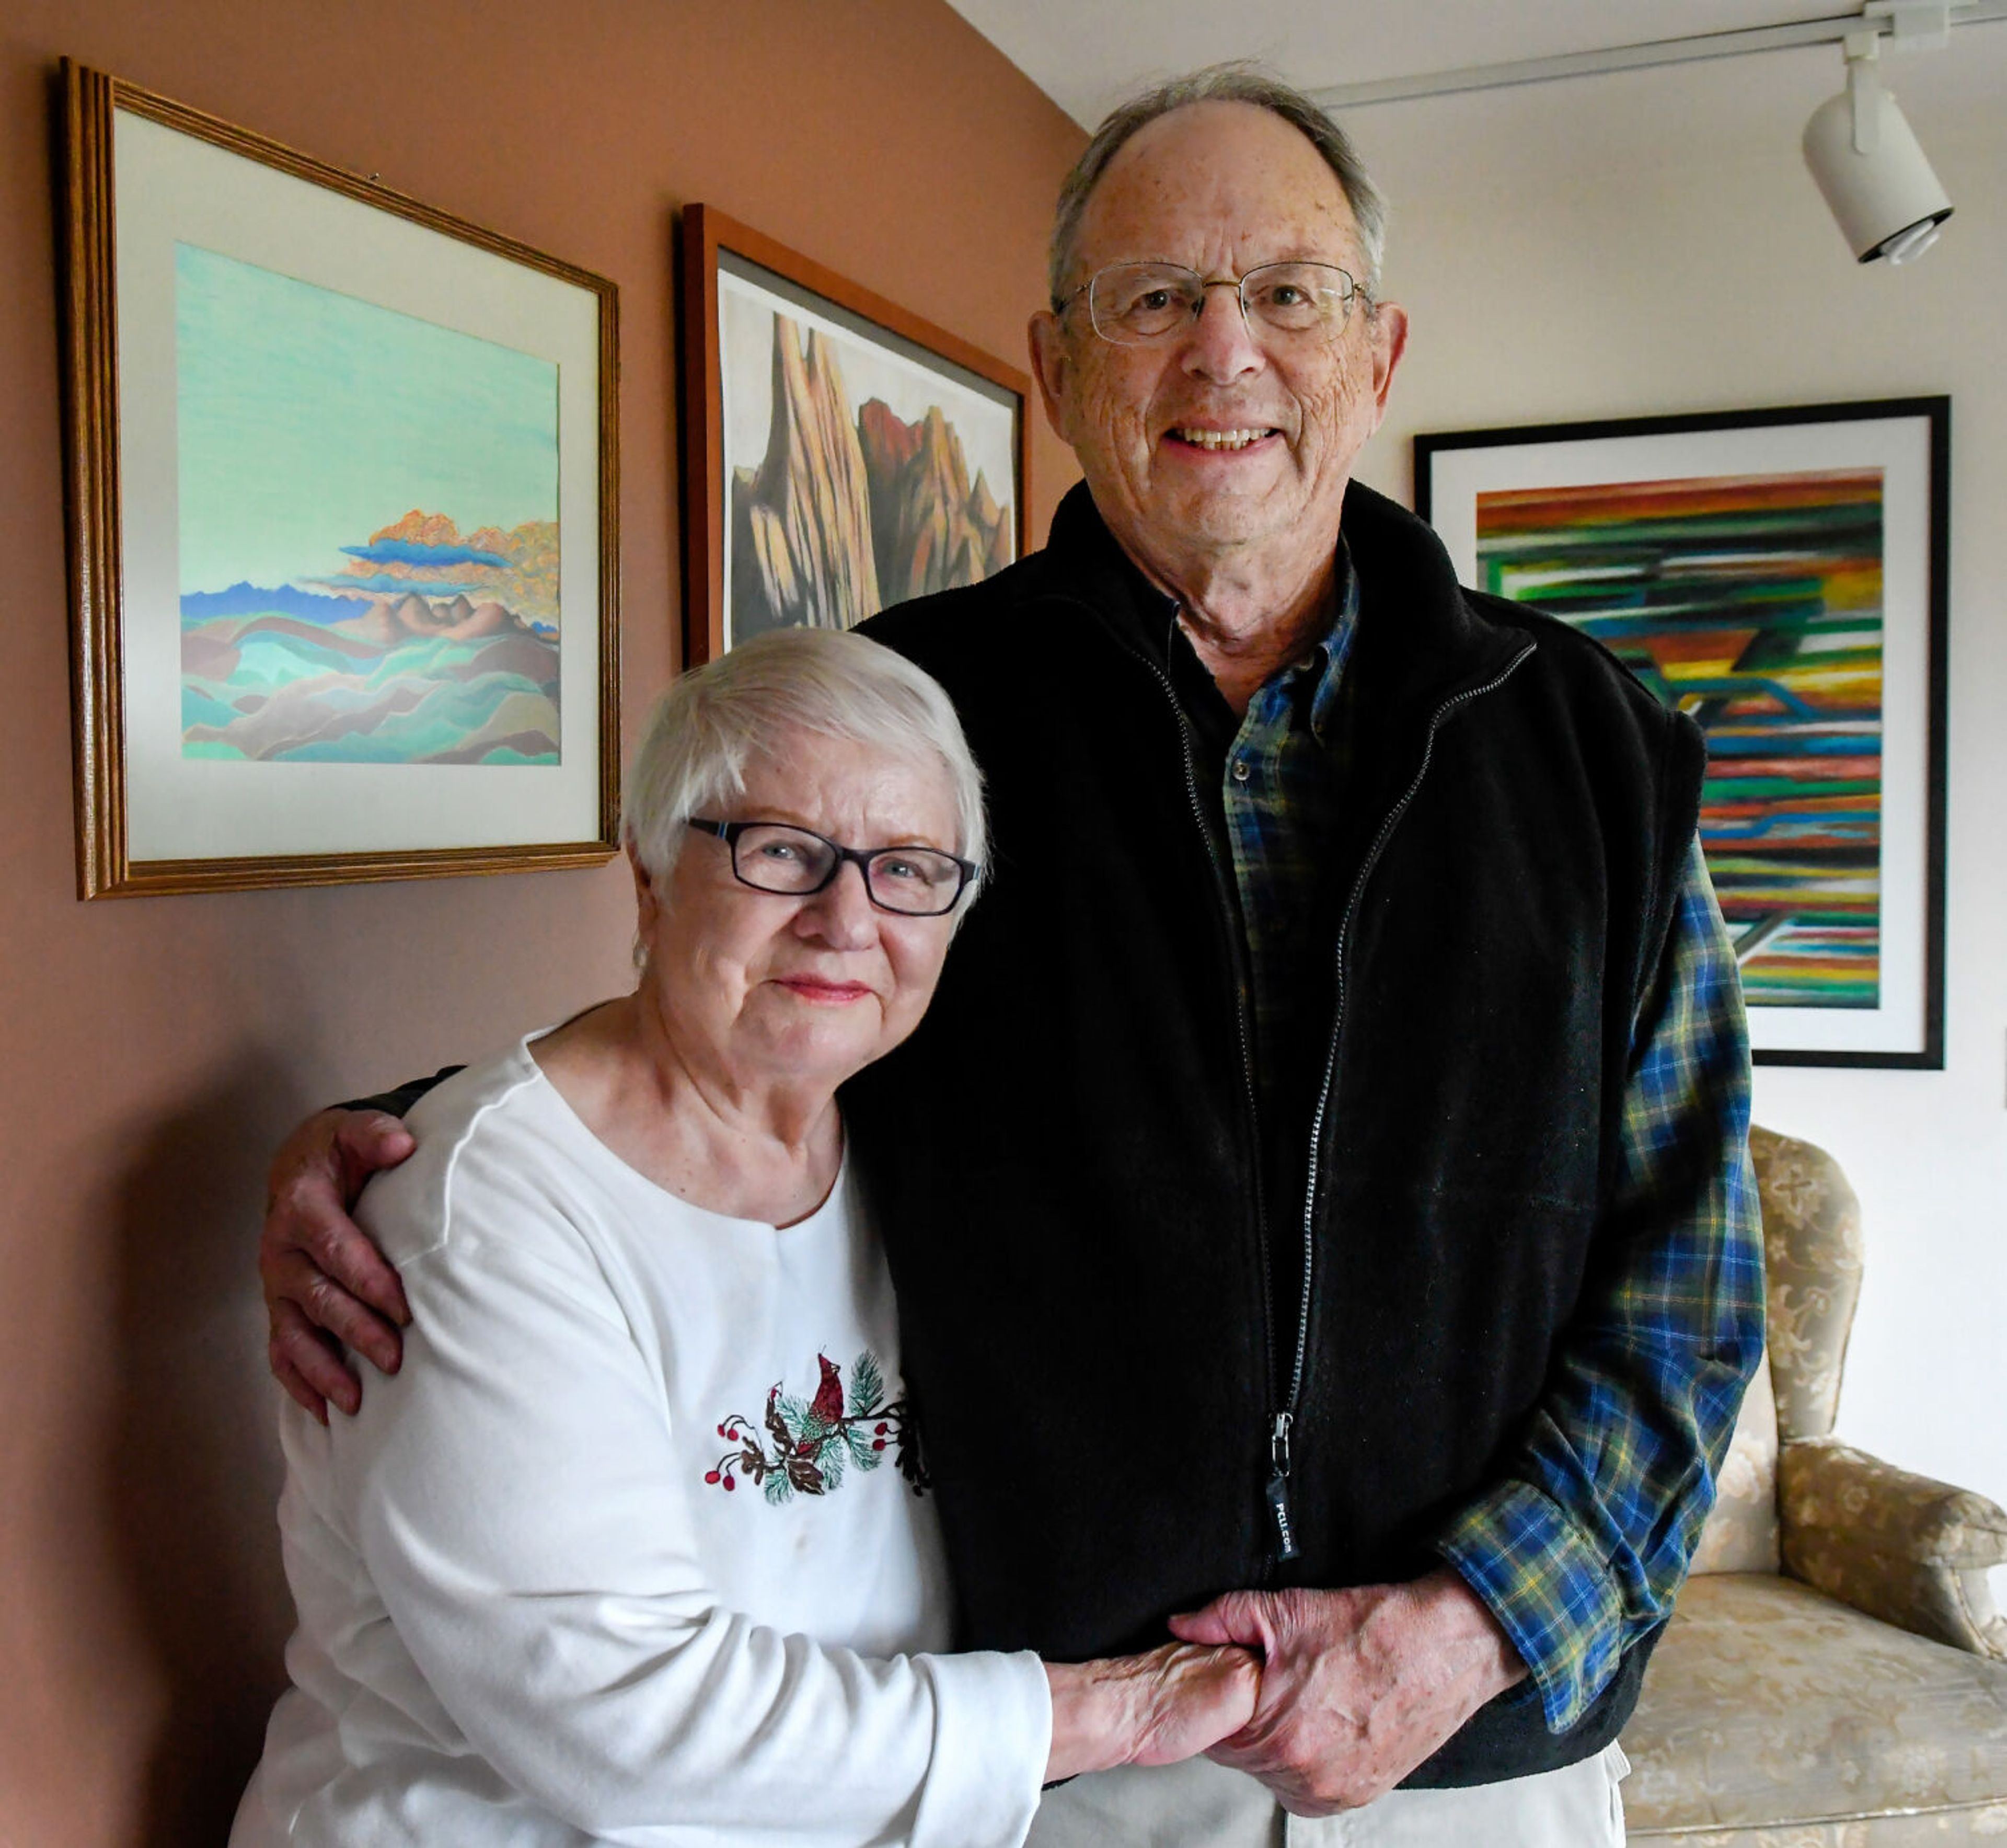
top-left (1067, 590), bottom-right (1535, 1573)
top-left (1081, 616), bottom-right (1283, 1557)
top-left (1273, 640), bottom-right (1541, 1549)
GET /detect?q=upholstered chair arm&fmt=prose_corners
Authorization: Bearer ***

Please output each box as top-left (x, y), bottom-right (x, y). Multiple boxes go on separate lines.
top-left (1779, 1435), bottom-right (2007, 1658)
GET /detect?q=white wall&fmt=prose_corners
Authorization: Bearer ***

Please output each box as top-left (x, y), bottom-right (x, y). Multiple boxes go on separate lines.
top-left (1348, 36), bottom-right (2007, 1515)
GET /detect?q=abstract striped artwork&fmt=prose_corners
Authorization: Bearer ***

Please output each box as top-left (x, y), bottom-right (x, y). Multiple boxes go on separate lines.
top-left (1474, 472), bottom-right (1884, 1009)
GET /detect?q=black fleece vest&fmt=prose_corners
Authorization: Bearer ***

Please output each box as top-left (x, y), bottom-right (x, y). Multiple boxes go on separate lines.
top-left (849, 482), bottom-right (1705, 1784)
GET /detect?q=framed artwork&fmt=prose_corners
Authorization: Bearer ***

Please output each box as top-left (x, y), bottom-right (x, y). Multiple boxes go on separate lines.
top-left (60, 62), bottom-right (620, 899)
top-left (1417, 398), bottom-right (1949, 1069)
top-left (678, 203), bottom-right (1031, 664)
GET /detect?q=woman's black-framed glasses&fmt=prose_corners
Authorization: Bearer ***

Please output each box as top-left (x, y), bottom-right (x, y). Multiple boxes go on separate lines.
top-left (687, 819), bottom-right (978, 917)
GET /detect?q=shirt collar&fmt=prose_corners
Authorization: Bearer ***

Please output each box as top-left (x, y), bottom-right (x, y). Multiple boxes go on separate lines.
top-left (1236, 541), bottom-right (1360, 748)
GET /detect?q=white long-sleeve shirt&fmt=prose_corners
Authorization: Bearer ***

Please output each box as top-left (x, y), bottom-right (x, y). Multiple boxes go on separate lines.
top-left (231, 1040), bottom-right (1052, 1846)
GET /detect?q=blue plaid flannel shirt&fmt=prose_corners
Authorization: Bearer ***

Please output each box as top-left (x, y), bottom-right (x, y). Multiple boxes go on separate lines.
top-left (1191, 558), bottom-right (1762, 1735)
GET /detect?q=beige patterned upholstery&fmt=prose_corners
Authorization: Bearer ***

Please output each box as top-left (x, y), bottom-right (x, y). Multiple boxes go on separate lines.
top-left (1782, 1439), bottom-right (2007, 1659)
top-left (1624, 1129), bottom-right (2007, 1845)
top-left (1751, 1125), bottom-right (1864, 1445)
top-left (1690, 1351), bottom-right (1782, 1576)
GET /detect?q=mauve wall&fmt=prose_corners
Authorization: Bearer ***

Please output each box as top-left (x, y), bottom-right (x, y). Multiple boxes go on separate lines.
top-left (0, 4), bottom-right (1080, 1841)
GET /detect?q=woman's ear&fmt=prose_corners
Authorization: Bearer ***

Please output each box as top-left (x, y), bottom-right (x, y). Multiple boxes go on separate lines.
top-left (626, 840), bottom-right (661, 966)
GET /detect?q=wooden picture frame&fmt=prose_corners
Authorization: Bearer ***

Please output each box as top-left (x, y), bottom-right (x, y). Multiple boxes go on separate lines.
top-left (60, 61), bottom-right (620, 899)
top-left (1417, 398), bottom-right (1950, 1069)
top-left (678, 203), bottom-right (1031, 665)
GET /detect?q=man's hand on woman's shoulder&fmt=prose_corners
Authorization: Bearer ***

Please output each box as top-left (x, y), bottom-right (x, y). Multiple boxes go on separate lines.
top-left (261, 1107), bottom-right (417, 1422)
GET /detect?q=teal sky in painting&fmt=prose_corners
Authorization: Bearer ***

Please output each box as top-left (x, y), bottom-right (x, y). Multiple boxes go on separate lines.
top-left (176, 244), bottom-right (558, 594)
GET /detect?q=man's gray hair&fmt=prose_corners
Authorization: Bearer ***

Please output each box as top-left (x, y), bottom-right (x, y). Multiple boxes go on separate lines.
top-left (1049, 64), bottom-right (1388, 305)
top-left (622, 627), bottom-right (987, 899)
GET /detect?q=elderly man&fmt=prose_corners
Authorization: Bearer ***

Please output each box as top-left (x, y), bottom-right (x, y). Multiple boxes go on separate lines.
top-left (262, 68), bottom-right (1760, 1846)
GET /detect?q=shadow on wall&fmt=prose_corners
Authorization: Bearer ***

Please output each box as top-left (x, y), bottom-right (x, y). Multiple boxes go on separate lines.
top-left (106, 1053), bottom-right (307, 1843)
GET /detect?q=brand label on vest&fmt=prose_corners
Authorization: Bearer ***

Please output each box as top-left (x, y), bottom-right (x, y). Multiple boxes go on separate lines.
top-left (1265, 1472), bottom-right (1301, 1562)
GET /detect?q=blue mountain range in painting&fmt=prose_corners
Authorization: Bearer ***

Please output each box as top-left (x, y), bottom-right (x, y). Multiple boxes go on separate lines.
top-left (180, 581), bottom-right (356, 624)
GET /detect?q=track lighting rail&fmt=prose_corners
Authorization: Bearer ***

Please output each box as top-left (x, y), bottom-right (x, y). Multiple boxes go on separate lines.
top-left (1313, 1), bottom-right (2007, 108)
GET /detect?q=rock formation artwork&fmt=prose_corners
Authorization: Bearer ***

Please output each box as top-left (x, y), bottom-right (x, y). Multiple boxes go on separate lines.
top-left (732, 322), bottom-right (881, 636)
top-left (179, 512), bottom-right (561, 764)
top-left (730, 314), bottom-right (1012, 642)
top-left (860, 400), bottom-right (1014, 605)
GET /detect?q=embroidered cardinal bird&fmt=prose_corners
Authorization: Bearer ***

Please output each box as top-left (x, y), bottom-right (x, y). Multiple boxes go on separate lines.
top-left (707, 1350), bottom-right (920, 1503)
top-left (809, 1353), bottom-right (846, 1431)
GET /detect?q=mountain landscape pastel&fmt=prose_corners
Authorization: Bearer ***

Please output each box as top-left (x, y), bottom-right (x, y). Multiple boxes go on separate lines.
top-left (180, 512), bottom-right (560, 763)
top-left (724, 301), bottom-right (1014, 645)
top-left (175, 244), bottom-right (561, 765)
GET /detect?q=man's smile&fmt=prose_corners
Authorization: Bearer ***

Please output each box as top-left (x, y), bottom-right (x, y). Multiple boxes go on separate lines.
top-left (1164, 425), bottom-right (1282, 452)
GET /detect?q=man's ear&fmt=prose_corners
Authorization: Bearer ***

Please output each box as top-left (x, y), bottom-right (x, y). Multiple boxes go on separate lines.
top-left (1028, 309), bottom-right (1074, 443)
top-left (1365, 300), bottom-right (1409, 419)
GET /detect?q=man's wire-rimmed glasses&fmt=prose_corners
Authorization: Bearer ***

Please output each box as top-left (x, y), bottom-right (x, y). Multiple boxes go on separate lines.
top-left (687, 819), bottom-right (978, 917)
top-left (1056, 260), bottom-right (1366, 348)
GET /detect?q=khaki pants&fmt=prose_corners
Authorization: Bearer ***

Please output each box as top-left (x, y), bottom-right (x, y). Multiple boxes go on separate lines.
top-left (1028, 1743), bottom-right (1628, 1847)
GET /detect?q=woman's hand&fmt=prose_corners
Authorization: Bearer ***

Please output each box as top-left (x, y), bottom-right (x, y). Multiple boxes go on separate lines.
top-left (1043, 1640), bottom-right (1260, 1783)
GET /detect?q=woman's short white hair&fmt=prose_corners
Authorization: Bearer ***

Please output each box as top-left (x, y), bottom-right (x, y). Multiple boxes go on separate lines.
top-left (621, 628), bottom-right (987, 898)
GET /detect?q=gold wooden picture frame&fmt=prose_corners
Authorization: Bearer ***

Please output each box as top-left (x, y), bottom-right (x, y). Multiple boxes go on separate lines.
top-left (60, 61), bottom-right (621, 899)
top-left (679, 203), bottom-right (1031, 667)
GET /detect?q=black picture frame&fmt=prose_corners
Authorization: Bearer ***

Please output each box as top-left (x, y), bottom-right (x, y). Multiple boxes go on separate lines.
top-left (1417, 398), bottom-right (1949, 1070)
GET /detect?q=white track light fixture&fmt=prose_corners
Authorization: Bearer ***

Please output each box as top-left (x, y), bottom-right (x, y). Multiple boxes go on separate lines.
top-left (1803, 4), bottom-right (1955, 264)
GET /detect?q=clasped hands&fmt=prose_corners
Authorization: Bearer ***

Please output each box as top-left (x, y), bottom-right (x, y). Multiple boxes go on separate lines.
top-left (1049, 1572), bottom-right (1525, 1811)
top-left (263, 1112), bottom-right (1525, 1816)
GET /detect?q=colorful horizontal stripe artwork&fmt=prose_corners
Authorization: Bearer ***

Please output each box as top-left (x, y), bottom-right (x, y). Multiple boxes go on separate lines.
top-left (1475, 471), bottom-right (1885, 1009)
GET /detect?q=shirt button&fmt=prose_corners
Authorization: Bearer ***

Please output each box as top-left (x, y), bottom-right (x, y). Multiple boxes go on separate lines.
top-left (1232, 760), bottom-right (1251, 783)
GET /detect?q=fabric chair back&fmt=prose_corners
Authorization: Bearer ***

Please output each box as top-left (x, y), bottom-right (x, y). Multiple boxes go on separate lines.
top-left (1752, 1124), bottom-right (1865, 1443)
top-left (1687, 1126), bottom-right (1865, 1576)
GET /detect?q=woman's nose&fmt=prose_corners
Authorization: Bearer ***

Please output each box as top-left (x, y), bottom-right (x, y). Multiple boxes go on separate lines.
top-left (798, 859), bottom-right (878, 947)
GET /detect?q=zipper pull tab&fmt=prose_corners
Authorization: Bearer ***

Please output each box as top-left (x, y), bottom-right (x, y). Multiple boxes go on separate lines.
top-left (1265, 1413), bottom-right (1301, 1562)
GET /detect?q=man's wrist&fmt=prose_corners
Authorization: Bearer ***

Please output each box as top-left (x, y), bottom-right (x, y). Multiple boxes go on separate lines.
top-left (1411, 1566), bottom-right (1528, 1705)
top-left (1435, 1478), bottom-right (1624, 1732)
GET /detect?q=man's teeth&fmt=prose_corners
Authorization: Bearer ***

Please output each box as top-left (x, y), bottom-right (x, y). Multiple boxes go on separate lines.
top-left (1175, 428), bottom-right (1271, 450)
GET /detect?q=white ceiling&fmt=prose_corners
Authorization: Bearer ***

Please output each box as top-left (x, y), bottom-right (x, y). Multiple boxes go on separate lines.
top-left (943, 1), bottom-right (1875, 127)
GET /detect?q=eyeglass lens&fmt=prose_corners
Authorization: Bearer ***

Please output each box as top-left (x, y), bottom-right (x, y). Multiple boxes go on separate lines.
top-left (1088, 261), bottom-right (1356, 345)
top-left (730, 823), bottom-right (965, 915)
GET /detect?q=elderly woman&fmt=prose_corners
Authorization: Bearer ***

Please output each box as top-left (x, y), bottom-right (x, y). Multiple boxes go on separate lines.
top-left (230, 629), bottom-right (1255, 1847)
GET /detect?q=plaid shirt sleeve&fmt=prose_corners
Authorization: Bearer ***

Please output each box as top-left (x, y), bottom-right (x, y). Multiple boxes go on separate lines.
top-left (1433, 835), bottom-right (1764, 1734)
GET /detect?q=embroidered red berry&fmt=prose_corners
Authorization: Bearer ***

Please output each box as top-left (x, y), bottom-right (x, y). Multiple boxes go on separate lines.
top-left (722, 1476), bottom-right (735, 1491)
top-left (873, 1439), bottom-right (886, 1451)
top-left (875, 1423), bottom-right (888, 1436)
top-left (704, 1470), bottom-right (721, 1485)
